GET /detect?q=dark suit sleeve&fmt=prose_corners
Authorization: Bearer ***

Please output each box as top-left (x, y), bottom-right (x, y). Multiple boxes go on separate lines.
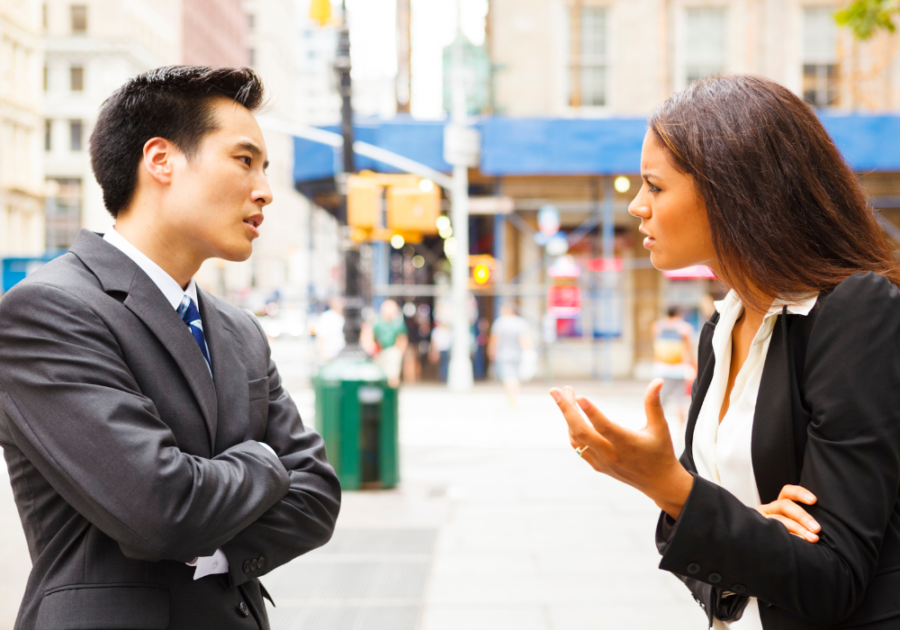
top-left (0, 283), bottom-right (292, 562)
top-left (221, 316), bottom-right (341, 586)
top-left (656, 272), bottom-right (900, 625)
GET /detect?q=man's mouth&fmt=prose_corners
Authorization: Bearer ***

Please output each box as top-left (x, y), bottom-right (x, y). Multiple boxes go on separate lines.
top-left (243, 215), bottom-right (264, 229)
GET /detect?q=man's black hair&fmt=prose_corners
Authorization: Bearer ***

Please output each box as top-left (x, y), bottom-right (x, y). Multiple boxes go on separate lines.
top-left (667, 306), bottom-right (681, 318)
top-left (89, 65), bottom-right (265, 218)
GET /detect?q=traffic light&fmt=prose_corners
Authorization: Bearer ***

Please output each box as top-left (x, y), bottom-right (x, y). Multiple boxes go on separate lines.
top-left (309, 0), bottom-right (331, 25)
top-left (386, 182), bottom-right (440, 235)
top-left (468, 255), bottom-right (496, 289)
top-left (347, 175), bottom-right (380, 230)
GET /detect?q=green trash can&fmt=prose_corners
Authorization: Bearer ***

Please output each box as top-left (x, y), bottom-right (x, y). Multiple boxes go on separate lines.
top-left (313, 356), bottom-right (399, 490)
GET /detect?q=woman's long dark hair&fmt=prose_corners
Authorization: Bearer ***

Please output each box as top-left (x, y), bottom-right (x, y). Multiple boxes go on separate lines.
top-left (648, 74), bottom-right (900, 308)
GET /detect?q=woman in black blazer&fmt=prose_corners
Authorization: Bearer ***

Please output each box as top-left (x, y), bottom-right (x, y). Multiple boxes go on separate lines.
top-left (551, 74), bottom-right (900, 629)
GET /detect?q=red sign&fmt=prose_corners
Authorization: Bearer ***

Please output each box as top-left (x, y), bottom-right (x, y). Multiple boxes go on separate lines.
top-left (547, 285), bottom-right (582, 317)
top-left (587, 257), bottom-right (624, 273)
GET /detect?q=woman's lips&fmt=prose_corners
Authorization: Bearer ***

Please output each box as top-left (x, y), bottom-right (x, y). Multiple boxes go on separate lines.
top-left (643, 236), bottom-right (656, 248)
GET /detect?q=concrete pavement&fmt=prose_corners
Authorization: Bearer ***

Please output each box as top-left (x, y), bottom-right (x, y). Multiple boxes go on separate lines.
top-left (0, 339), bottom-right (705, 629)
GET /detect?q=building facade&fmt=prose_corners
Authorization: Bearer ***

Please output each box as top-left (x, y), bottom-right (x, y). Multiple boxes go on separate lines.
top-left (1, 0), bottom-right (44, 257)
top-left (42, 0), bottom-right (181, 245)
top-left (483, 0), bottom-right (900, 378)
top-left (182, 0), bottom-right (246, 67)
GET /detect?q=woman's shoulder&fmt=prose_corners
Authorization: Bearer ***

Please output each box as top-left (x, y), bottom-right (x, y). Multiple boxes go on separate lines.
top-left (816, 271), bottom-right (900, 315)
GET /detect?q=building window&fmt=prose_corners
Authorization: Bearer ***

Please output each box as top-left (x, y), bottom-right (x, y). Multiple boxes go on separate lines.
top-left (249, 48), bottom-right (256, 66)
top-left (69, 120), bottom-right (82, 151)
top-left (44, 120), bottom-right (52, 152)
top-left (43, 65), bottom-right (48, 91)
top-left (803, 7), bottom-right (839, 108)
top-left (248, 13), bottom-right (255, 30)
top-left (45, 178), bottom-right (82, 250)
top-left (567, 6), bottom-right (608, 108)
top-left (684, 8), bottom-right (727, 86)
top-left (70, 5), bottom-right (87, 33)
top-left (42, 3), bottom-right (48, 30)
top-left (70, 65), bottom-right (83, 91)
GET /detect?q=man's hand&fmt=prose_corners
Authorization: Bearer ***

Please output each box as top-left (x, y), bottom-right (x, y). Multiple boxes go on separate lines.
top-left (551, 379), bottom-right (694, 519)
top-left (756, 485), bottom-right (820, 543)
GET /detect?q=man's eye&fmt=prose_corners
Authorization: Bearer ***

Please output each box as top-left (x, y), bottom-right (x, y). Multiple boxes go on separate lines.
top-left (238, 156), bottom-right (251, 166)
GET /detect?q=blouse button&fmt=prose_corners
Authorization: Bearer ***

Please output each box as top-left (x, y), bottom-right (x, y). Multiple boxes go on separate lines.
top-left (732, 584), bottom-right (746, 594)
top-left (687, 563), bottom-right (701, 575)
top-left (708, 572), bottom-right (722, 584)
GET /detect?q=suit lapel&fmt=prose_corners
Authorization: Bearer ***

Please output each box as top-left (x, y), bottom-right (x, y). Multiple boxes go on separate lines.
top-left (198, 290), bottom-right (248, 454)
top-left (70, 231), bottom-right (219, 454)
top-left (751, 315), bottom-right (798, 504)
top-left (682, 318), bottom-right (717, 472)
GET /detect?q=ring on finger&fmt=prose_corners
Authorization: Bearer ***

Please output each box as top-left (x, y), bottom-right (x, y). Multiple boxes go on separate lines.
top-left (574, 445), bottom-right (590, 457)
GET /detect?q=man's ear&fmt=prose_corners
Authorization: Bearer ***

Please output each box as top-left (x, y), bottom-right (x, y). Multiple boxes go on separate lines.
top-left (141, 137), bottom-right (176, 185)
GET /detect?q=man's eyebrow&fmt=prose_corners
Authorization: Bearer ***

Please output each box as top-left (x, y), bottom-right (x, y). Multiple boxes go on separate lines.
top-left (235, 141), bottom-right (269, 169)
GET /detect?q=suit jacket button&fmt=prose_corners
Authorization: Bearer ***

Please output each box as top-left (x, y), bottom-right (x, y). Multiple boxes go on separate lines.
top-left (709, 572), bottom-right (722, 584)
top-left (732, 584), bottom-right (746, 594)
top-left (258, 556), bottom-right (266, 569)
top-left (237, 601), bottom-right (250, 617)
top-left (251, 559), bottom-right (259, 571)
top-left (687, 563), bottom-right (700, 575)
top-left (242, 560), bottom-right (252, 574)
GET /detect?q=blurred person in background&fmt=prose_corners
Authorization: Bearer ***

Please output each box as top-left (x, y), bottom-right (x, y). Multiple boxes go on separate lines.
top-left (473, 316), bottom-right (491, 380)
top-left (489, 303), bottom-right (532, 406)
top-left (315, 295), bottom-right (345, 365)
top-left (402, 301), bottom-right (422, 384)
top-left (552, 74), bottom-right (900, 629)
top-left (363, 299), bottom-right (408, 388)
top-left (429, 313), bottom-right (452, 383)
top-left (652, 305), bottom-right (696, 450)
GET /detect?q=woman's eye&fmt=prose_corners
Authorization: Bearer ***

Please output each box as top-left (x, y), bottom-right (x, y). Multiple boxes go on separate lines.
top-left (649, 184), bottom-right (661, 193)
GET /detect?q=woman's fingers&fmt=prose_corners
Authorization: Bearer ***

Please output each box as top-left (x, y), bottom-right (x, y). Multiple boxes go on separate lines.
top-left (764, 513), bottom-right (819, 543)
top-left (575, 396), bottom-right (630, 442)
top-left (550, 387), bottom-right (614, 459)
top-left (778, 484), bottom-right (817, 505)
top-left (643, 378), bottom-right (669, 434)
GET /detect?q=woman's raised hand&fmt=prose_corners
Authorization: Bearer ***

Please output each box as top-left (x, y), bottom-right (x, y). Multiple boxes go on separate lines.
top-left (756, 485), bottom-right (820, 543)
top-left (550, 379), bottom-right (694, 519)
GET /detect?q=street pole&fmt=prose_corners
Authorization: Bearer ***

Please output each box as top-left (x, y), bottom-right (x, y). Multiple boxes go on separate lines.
top-left (335, 0), bottom-right (365, 358)
top-left (446, 17), bottom-right (474, 391)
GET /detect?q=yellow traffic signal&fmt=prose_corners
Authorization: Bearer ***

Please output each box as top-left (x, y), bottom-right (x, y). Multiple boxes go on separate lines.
top-left (386, 184), bottom-right (440, 235)
top-left (472, 263), bottom-right (491, 286)
top-left (309, 0), bottom-right (332, 26)
top-left (346, 175), bottom-right (380, 230)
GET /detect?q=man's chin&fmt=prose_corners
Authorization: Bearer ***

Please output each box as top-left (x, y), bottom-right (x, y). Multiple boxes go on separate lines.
top-left (215, 242), bottom-right (254, 263)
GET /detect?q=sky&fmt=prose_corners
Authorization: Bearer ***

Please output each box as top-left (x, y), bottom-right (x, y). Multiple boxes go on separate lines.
top-left (341, 0), bottom-right (489, 118)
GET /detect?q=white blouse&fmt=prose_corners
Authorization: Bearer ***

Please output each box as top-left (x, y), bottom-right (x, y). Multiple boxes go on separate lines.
top-left (693, 290), bottom-right (818, 629)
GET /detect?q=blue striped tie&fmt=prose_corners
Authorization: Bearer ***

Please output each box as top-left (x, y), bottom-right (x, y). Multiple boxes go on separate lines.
top-left (178, 296), bottom-right (212, 375)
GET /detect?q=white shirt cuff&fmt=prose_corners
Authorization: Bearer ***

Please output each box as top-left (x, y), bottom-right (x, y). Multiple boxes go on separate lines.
top-left (186, 548), bottom-right (229, 580)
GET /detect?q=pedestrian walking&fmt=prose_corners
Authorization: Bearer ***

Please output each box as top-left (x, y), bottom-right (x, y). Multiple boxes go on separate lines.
top-left (0, 66), bottom-right (340, 630)
top-left (429, 318), bottom-right (452, 383)
top-left (364, 299), bottom-right (408, 388)
top-left (315, 295), bottom-right (345, 364)
top-left (652, 306), bottom-right (696, 451)
top-left (551, 74), bottom-right (900, 628)
top-left (489, 303), bottom-right (532, 406)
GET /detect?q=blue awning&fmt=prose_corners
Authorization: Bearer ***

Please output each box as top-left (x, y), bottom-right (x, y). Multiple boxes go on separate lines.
top-left (293, 113), bottom-right (900, 183)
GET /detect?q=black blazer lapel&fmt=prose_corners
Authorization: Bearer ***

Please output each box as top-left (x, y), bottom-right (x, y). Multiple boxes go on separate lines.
top-left (751, 315), bottom-right (798, 505)
top-left (682, 316), bottom-right (718, 472)
top-left (69, 231), bottom-right (219, 453)
top-left (198, 290), bottom-right (249, 454)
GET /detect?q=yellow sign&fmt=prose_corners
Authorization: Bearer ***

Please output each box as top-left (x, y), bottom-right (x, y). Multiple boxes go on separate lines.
top-left (346, 171), bottom-right (441, 242)
top-left (472, 263), bottom-right (491, 286)
top-left (309, 0), bottom-right (332, 25)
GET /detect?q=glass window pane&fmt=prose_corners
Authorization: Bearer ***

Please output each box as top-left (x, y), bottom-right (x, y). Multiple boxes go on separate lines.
top-left (803, 7), bottom-right (836, 63)
top-left (581, 7), bottom-right (607, 63)
top-left (685, 8), bottom-right (726, 69)
top-left (71, 5), bottom-right (87, 33)
top-left (581, 66), bottom-right (606, 107)
top-left (44, 120), bottom-right (51, 152)
top-left (69, 120), bottom-right (82, 151)
top-left (70, 65), bottom-right (83, 91)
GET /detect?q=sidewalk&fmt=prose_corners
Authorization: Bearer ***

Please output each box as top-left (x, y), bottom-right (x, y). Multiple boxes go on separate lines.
top-left (0, 377), bottom-right (705, 629)
top-left (264, 381), bottom-right (705, 630)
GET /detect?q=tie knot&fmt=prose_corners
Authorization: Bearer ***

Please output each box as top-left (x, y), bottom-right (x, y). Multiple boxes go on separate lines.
top-left (178, 296), bottom-right (201, 326)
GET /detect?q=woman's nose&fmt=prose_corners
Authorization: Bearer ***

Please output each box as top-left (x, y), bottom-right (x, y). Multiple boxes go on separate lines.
top-left (628, 199), bottom-right (650, 218)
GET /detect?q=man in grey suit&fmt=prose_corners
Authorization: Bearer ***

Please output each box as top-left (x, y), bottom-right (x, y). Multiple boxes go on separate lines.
top-left (0, 66), bottom-right (341, 629)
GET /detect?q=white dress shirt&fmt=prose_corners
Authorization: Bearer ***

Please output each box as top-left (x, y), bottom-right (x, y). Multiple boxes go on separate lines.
top-left (693, 289), bottom-right (818, 629)
top-left (102, 227), bottom-right (229, 581)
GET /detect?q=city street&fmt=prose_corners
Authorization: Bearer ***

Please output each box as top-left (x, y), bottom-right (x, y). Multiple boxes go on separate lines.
top-left (0, 339), bottom-right (704, 629)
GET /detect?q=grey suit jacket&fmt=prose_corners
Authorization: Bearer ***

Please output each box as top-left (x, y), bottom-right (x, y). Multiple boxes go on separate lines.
top-left (0, 230), bottom-right (341, 630)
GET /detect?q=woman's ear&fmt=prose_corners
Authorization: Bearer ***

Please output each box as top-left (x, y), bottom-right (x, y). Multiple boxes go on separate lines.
top-left (141, 137), bottom-right (175, 186)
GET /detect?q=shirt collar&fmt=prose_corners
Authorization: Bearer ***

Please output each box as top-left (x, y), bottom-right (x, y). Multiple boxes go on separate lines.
top-left (103, 227), bottom-right (198, 312)
top-left (714, 290), bottom-right (818, 319)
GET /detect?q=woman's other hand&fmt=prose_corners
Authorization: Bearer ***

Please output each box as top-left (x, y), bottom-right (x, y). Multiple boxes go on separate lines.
top-left (550, 379), bottom-right (694, 519)
top-left (756, 485), bottom-right (820, 543)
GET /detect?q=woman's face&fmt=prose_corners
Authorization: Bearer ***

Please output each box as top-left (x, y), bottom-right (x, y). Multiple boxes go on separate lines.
top-left (628, 131), bottom-right (718, 274)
